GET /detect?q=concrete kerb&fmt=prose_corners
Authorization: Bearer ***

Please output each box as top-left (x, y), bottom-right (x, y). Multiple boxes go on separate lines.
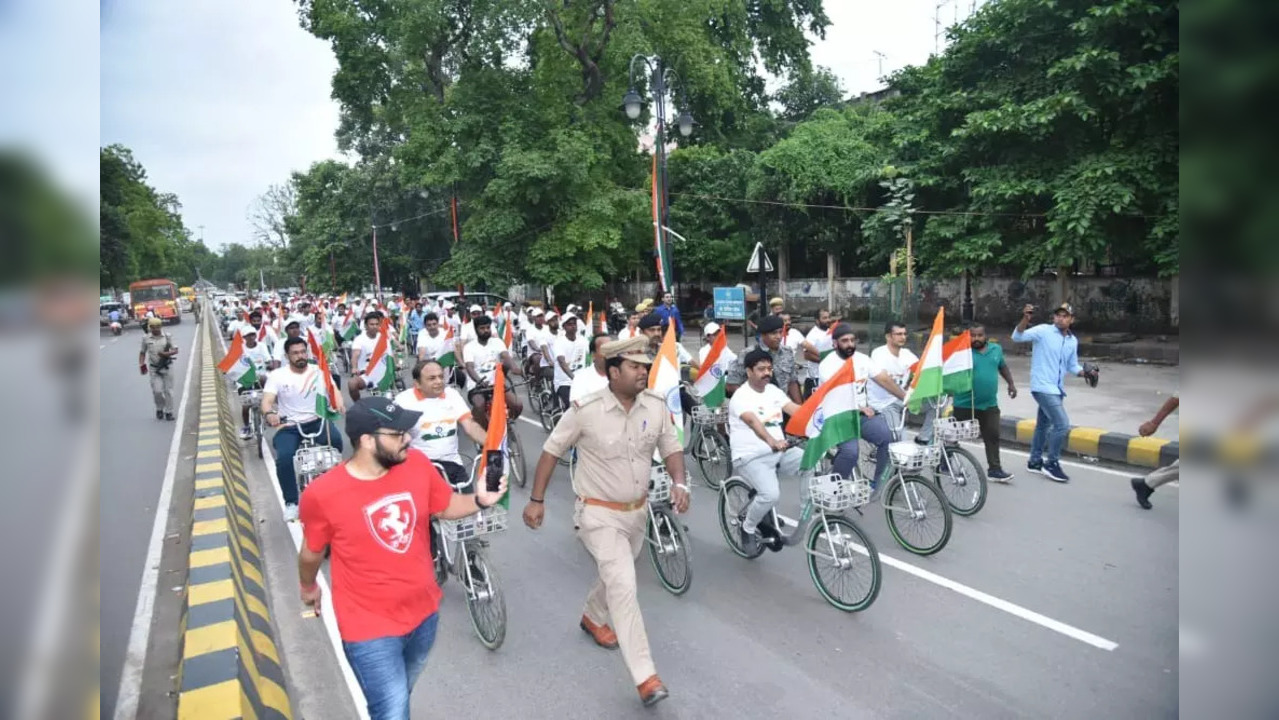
top-left (176, 312), bottom-right (293, 720)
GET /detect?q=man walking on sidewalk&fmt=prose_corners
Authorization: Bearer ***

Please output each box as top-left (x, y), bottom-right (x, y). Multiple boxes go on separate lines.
top-left (1011, 303), bottom-right (1096, 483)
top-left (951, 324), bottom-right (1018, 482)
top-left (1131, 396), bottom-right (1179, 509)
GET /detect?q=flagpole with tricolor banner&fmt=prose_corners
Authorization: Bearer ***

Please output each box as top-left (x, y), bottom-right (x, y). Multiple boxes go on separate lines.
top-left (692, 327), bottom-right (729, 407)
top-left (477, 363), bottom-right (511, 509)
top-left (651, 154), bottom-right (671, 293)
top-left (648, 322), bottom-right (684, 452)
top-left (785, 357), bottom-right (861, 470)
top-left (360, 320), bottom-right (397, 395)
top-left (942, 328), bottom-right (975, 410)
top-left (307, 327), bottom-right (343, 419)
top-left (908, 308), bottom-right (946, 413)
top-left (217, 330), bottom-right (259, 389)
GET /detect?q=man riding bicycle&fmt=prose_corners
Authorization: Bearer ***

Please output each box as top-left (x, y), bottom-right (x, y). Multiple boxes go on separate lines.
top-left (553, 313), bottom-right (589, 412)
top-left (728, 348), bottom-right (805, 541)
top-left (394, 359), bottom-right (487, 489)
top-left (347, 311), bottom-right (384, 401)
top-left (237, 329), bottom-right (272, 439)
top-left (820, 323), bottom-right (904, 486)
top-left (462, 315), bottom-right (523, 429)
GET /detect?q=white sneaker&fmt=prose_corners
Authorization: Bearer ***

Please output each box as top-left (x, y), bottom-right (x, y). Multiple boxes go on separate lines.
top-left (284, 503), bottom-right (299, 522)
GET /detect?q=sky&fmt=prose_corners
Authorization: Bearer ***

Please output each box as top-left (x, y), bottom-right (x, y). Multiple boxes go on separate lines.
top-left (100, 0), bottom-right (976, 252)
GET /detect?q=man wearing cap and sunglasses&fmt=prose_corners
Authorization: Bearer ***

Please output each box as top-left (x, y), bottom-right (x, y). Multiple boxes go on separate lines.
top-left (298, 397), bottom-right (506, 720)
top-left (522, 336), bottom-right (689, 708)
top-left (1012, 302), bottom-right (1099, 483)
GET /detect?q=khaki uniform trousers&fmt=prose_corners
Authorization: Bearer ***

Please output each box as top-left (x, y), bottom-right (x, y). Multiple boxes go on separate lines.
top-left (150, 370), bottom-right (175, 413)
top-left (574, 500), bottom-right (655, 685)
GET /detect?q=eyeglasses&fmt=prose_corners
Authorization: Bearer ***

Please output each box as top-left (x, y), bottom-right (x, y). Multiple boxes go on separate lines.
top-left (372, 429), bottom-right (411, 438)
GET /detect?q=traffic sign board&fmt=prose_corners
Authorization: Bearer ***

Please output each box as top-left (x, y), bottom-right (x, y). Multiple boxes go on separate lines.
top-left (746, 242), bottom-right (774, 274)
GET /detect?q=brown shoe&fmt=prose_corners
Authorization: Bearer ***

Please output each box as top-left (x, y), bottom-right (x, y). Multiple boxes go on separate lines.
top-left (637, 675), bottom-right (668, 707)
top-left (579, 615), bottom-right (618, 649)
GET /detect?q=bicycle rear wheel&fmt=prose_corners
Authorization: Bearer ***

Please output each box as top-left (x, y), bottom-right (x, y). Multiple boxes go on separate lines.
top-left (937, 446), bottom-right (987, 516)
top-left (463, 547), bottom-right (506, 650)
top-left (506, 422), bottom-right (526, 488)
top-left (695, 430), bottom-right (732, 491)
top-left (647, 506), bottom-right (692, 595)
top-left (718, 479), bottom-right (765, 559)
top-left (883, 475), bottom-right (953, 556)
top-left (806, 515), bottom-right (881, 612)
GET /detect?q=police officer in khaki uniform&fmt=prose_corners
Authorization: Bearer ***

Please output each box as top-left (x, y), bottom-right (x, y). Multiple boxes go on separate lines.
top-left (523, 336), bottom-right (690, 708)
top-left (139, 317), bottom-right (179, 420)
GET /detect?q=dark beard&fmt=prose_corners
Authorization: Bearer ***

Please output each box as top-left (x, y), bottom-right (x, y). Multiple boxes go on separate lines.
top-left (836, 346), bottom-right (856, 359)
top-left (373, 441), bottom-right (407, 469)
top-left (972, 340), bottom-right (987, 350)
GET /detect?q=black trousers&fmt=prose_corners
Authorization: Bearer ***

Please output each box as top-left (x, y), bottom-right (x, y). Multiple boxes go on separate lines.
top-left (952, 406), bottom-right (1003, 472)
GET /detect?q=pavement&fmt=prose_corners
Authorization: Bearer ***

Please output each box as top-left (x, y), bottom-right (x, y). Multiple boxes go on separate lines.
top-left (207, 333), bottom-right (1178, 719)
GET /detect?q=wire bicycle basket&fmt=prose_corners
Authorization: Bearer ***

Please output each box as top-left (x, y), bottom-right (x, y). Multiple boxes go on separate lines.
top-left (440, 505), bottom-right (509, 542)
top-left (888, 442), bottom-right (941, 472)
top-left (808, 474), bottom-right (872, 511)
top-left (936, 416), bottom-right (981, 443)
top-left (690, 404), bottom-right (727, 425)
top-left (648, 466), bottom-right (672, 504)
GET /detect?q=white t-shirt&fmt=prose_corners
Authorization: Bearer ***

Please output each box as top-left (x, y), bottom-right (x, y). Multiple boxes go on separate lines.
top-left (415, 329), bottom-right (451, 360)
top-left (728, 383), bottom-right (791, 462)
top-left (868, 345), bottom-right (918, 411)
top-left (242, 342), bottom-right (272, 379)
top-left (272, 334), bottom-right (312, 364)
top-left (444, 313), bottom-right (462, 335)
top-left (462, 338), bottom-right (508, 390)
top-left (553, 334), bottom-right (589, 388)
top-left (806, 326), bottom-right (834, 361)
top-left (263, 365), bottom-right (323, 424)
top-left (350, 331), bottom-right (380, 369)
top-left (537, 329), bottom-right (560, 367)
top-left (699, 343), bottom-right (738, 367)
top-left (523, 324), bottom-right (546, 354)
top-left (818, 351), bottom-right (874, 409)
top-left (394, 387), bottom-right (472, 465)
top-left (460, 320), bottom-right (478, 344)
top-left (785, 328), bottom-right (809, 380)
top-left (569, 366), bottom-right (610, 404)
top-left (617, 326), bottom-right (642, 341)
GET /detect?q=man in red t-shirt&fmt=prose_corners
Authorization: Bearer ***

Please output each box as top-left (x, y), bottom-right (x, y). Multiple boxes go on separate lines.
top-left (298, 397), bottom-right (507, 720)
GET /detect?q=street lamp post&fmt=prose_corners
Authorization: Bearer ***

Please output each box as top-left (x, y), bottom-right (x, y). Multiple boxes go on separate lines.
top-left (623, 55), bottom-right (694, 297)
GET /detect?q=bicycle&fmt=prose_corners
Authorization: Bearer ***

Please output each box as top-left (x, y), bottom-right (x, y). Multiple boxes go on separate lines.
top-left (686, 400), bottom-right (731, 490)
top-left (280, 416), bottom-right (343, 496)
top-left (430, 457), bottom-right (508, 650)
top-left (238, 387), bottom-right (266, 459)
top-left (717, 439), bottom-right (882, 612)
top-left (644, 466), bottom-right (692, 595)
top-left (871, 408), bottom-right (954, 555)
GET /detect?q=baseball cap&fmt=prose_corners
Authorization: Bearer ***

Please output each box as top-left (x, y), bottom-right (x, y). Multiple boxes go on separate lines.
top-left (530, 307), bottom-right (544, 317)
top-left (545, 311), bottom-right (559, 321)
top-left (469, 304), bottom-right (483, 313)
top-left (602, 337), bottom-right (652, 364)
top-left (443, 301), bottom-right (455, 309)
top-left (1053, 302), bottom-right (1074, 316)
top-left (758, 315), bottom-right (785, 334)
top-left (561, 312), bottom-right (579, 324)
top-left (703, 321), bottom-right (721, 336)
top-left (344, 397), bottom-right (422, 442)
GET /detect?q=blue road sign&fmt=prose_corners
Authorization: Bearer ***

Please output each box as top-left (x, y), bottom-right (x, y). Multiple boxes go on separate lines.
top-left (713, 286), bottom-right (746, 320)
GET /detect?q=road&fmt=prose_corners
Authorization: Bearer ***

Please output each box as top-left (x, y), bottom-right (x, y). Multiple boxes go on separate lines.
top-left (99, 317), bottom-right (198, 718)
top-left (225, 345), bottom-right (1178, 719)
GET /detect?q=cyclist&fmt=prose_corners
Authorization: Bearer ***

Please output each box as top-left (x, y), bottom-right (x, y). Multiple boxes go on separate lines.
top-left (414, 312), bottom-right (450, 362)
top-left (724, 315), bottom-right (800, 404)
top-left (868, 321), bottom-right (928, 443)
top-left (347, 311), bottom-right (384, 401)
top-left (270, 319), bottom-right (308, 370)
top-left (639, 313), bottom-right (700, 415)
top-left (553, 313), bottom-right (589, 411)
top-left (569, 334), bottom-right (611, 404)
top-left (728, 348), bottom-right (804, 541)
top-left (819, 324), bottom-right (903, 486)
top-left (460, 304), bottom-right (486, 344)
top-left (698, 322), bottom-right (737, 367)
top-left (394, 359), bottom-right (487, 489)
top-left (462, 315), bottom-right (523, 429)
top-left (261, 337), bottom-right (344, 521)
top-left (802, 308), bottom-right (837, 397)
top-left (237, 329), bottom-right (272, 439)
top-left (617, 307), bottom-right (643, 340)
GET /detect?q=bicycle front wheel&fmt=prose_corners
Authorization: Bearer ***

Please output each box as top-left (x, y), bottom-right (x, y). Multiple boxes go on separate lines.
top-left (647, 506), bottom-right (692, 595)
top-left (464, 547), bottom-right (506, 650)
top-left (696, 429), bottom-right (732, 491)
top-left (806, 515), bottom-right (882, 612)
top-left (937, 446), bottom-right (987, 516)
top-left (883, 475), bottom-right (953, 556)
top-left (718, 478), bottom-right (765, 559)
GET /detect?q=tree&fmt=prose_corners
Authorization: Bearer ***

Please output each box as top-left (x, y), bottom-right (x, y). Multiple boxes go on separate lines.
top-left (248, 183), bottom-right (297, 250)
top-left (774, 65), bottom-right (844, 122)
top-left (99, 144), bottom-right (200, 286)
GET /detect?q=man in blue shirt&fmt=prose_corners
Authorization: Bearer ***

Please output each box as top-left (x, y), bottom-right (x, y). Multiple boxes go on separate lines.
top-left (651, 291), bottom-right (684, 340)
top-left (1011, 302), bottom-right (1091, 482)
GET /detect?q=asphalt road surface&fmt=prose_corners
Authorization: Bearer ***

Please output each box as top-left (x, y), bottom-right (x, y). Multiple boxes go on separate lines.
top-left (229, 350), bottom-right (1178, 719)
top-left (99, 317), bottom-right (198, 718)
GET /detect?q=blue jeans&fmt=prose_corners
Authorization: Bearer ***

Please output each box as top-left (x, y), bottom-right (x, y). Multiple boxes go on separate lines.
top-left (272, 418), bottom-right (343, 505)
top-left (1029, 391), bottom-right (1070, 466)
top-left (342, 613), bottom-right (439, 720)
top-left (832, 412), bottom-right (894, 484)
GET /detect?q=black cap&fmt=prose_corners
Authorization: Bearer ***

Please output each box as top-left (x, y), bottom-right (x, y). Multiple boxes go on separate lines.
top-left (1053, 302), bottom-right (1074, 316)
top-left (345, 397), bottom-right (421, 442)
top-left (758, 315), bottom-right (785, 334)
top-left (638, 313), bottom-right (663, 330)
top-left (831, 322), bottom-right (856, 340)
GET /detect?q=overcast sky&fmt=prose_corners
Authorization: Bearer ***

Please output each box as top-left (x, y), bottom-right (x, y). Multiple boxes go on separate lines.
top-left (100, 0), bottom-right (974, 251)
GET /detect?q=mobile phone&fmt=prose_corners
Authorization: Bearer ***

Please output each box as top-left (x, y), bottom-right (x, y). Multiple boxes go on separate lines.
top-left (485, 450), bottom-right (504, 493)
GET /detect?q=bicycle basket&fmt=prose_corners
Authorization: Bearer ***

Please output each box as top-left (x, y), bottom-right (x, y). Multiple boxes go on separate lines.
top-left (937, 417), bottom-right (980, 443)
top-left (887, 442), bottom-right (941, 472)
top-left (691, 404), bottom-right (727, 425)
top-left (439, 505), bottom-right (508, 542)
top-left (648, 466), bottom-right (672, 503)
top-left (808, 474), bottom-right (867, 511)
top-left (294, 446), bottom-right (342, 477)
top-left (239, 389), bottom-right (263, 405)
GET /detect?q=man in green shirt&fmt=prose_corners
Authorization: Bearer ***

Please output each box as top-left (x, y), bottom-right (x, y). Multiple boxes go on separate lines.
top-left (952, 324), bottom-right (1018, 481)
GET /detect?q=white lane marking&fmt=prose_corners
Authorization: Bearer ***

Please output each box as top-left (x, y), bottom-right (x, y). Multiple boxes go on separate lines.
top-left (100, 344), bottom-right (106, 349)
top-left (518, 416), bottom-right (542, 428)
top-left (218, 327), bottom-right (370, 720)
top-left (114, 319), bottom-right (201, 720)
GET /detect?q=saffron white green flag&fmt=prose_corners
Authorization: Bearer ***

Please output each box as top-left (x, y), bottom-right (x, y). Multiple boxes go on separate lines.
top-left (647, 322), bottom-right (685, 455)
top-left (908, 308), bottom-right (946, 413)
top-left (784, 357), bottom-right (860, 470)
top-left (361, 322), bottom-right (396, 392)
top-left (941, 330), bottom-right (973, 395)
top-left (438, 325), bottom-right (457, 367)
top-left (692, 329), bottom-right (729, 408)
top-left (216, 330), bottom-right (258, 389)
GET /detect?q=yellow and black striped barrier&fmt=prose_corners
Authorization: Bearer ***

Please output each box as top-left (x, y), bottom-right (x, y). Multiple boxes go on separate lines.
top-left (1001, 415), bottom-right (1178, 468)
top-left (177, 314), bottom-right (292, 719)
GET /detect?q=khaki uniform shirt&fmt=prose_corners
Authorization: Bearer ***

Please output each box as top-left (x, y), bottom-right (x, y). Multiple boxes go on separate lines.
top-left (140, 333), bottom-right (175, 369)
top-left (543, 388), bottom-right (681, 504)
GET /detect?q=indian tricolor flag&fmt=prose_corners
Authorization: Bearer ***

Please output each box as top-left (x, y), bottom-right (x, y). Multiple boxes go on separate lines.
top-left (648, 322), bottom-right (684, 451)
top-left (360, 322), bottom-right (396, 392)
top-left (942, 330), bottom-right (974, 395)
top-left (907, 308), bottom-right (946, 413)
top-left (584, 302), bottom-right (594, 338)
top-left (217, 330), bottom-right (258, 389)
top-left (785, 357), bottom-right (860, 470)
top-left (502, 311), bottom-right (514, 348)
top-left (307, 328), bottom-right (342, 419)
top-left (437, 324), bottom-right (457, 367)
top-left (477, 363), bottom-right (511, 509)
top-left (340, 307), bottom-right (359, 342)
top-left (692, 328), bottom-right (728, 407)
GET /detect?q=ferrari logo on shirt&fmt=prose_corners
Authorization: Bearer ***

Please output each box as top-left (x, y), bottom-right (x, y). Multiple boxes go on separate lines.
top-left (363, 492), bottom-right (417, 554)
